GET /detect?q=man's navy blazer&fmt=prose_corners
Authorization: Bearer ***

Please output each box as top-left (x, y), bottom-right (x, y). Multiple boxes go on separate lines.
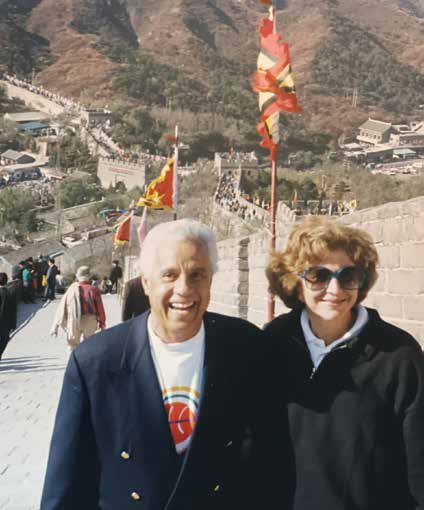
top-left (40, 311), bottom-right (283, 510)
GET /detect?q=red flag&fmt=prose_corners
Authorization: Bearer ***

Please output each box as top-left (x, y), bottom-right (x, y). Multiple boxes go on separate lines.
top-left (252, 6), bottom-right (301, 160)
top-left (165, 133), bottom-right (179, 144)
top-left (257, 119), bottom-right (278, 161)
top-left (114, 214), bottom-right (132, 247)
top-left (137, 159), bottom-right (176, 209)
top-left (259, 10), bottom-right (274, 37)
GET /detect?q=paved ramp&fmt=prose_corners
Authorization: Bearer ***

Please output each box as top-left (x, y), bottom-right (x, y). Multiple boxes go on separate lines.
top-left (0, 294), bottom-right (122, 510)
top-left (0, 81), bottom-right (66, 117)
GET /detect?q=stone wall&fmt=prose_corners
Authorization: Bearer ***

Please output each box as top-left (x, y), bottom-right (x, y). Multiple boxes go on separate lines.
top-left (60, 233), bottom-right (114, 277)
top-left (1, 81), bottom-right (65, 116)
top-left (41, 200), bottom-right (104, 224)
top-left (210, 237), bottom-right (250, 318)
top-left (209, 196), bottom-right (424, 346)
top-left (81, 129), bottom-right (110, 158)
top-left (209, 202), bottom-right (260, 240)
top-left (340, 196), bottom-right (424, 344)
top-left (97, 157), bottom-right (146, 190)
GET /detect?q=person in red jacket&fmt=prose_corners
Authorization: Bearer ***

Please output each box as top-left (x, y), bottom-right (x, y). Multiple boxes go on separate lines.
top-left (50, 266), bottom-right (106, 351)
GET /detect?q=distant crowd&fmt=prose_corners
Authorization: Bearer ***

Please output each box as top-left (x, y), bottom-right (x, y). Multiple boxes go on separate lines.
top-left (11, 255), bottom-right (63, 304)
top-left (9, 256), bottom-right (127, 305)
top-left (215, 174), bottom-right (267, 223)
top-left (2, 73), bottom-right (168, 168)
top-left (91, 123), bottom-right (166, 165)
top-left (2, 73), bottom-right (83, 114)
top-left (218, 151), bottom-right (258, 163)
top-left (215, 169), bottom-right (358, 221)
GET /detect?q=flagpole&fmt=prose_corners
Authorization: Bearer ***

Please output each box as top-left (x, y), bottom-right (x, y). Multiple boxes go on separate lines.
top-left (173, 125), bottom-right (179, 221)
top-left (268, 153), bottom-right (277, 321)
top-left (126, 211), bottom-right (134, 292)
top-left (125, 233), bottom-right (131, 295)
top-left (267, 0), bottom-right (277, 322)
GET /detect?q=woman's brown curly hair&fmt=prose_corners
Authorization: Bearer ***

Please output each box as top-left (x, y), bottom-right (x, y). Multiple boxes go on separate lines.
top-left (266, 216), bottom-right (379, 309)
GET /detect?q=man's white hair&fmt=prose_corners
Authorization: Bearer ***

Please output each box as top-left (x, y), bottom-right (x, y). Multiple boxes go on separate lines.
top-left (76, 265), bottom-right (91, 282)
top-left (140, 219), bottom-right (218, 277)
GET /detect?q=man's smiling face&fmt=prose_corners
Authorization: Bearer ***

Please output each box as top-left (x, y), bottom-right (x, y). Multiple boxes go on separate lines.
top-left (142, 239), bottom-right (212, 343)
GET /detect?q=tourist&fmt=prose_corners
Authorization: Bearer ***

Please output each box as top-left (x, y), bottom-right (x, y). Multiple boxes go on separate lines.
top-left (55, 270), bottom-right (65, 294)
top-left (22, 261), bottom-right (34, 304)
top-left (41, 219), bottom-right (286, 510)
top-left (264, 216), bottom-right (424, 510)
top-left (0, 273), bottom-right (17, 360)
top-left (98, 276), bottom-right (110, 294)
top-left (109, 259), bottom-right (122, 293)
top-left (37, 254), bottom-right (49, 295)
top-left (121, 275), bottom-right (149, 321)
top-left (50, 266), bottom-right (105, 351)
top-left (44, 258), bottom-right (58, 301)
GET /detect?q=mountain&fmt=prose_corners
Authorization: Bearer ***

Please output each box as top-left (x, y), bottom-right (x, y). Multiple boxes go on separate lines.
top-left (1, 0), bottom-right (424, 135)
top-left (398, 0), bottom-right (424, 18)
top-left (0, 0), bottom-right (52, 75)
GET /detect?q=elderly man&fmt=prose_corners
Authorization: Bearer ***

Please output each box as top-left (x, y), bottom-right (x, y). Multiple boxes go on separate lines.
top-left (50, 266), bottom-right (106, 351)
top-left (41, 219), bottom-right (286, 510)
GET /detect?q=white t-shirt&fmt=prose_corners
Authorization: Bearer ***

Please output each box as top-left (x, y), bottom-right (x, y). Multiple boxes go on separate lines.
top-left (148, 317), bottom-right (205, 454)
top-left (301, 305), bottom-right (369, 369)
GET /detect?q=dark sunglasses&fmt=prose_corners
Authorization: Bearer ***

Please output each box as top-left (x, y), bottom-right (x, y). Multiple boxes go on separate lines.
top-left (299, 266), bottom-right (367, 291)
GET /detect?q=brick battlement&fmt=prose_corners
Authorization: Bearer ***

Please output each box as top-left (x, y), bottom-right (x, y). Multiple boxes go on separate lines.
top-left (210, 196), bottom-right (424, 346)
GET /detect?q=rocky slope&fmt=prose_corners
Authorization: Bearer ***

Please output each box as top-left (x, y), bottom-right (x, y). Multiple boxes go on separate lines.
top-left (1, 0), bottom-right (423, 133)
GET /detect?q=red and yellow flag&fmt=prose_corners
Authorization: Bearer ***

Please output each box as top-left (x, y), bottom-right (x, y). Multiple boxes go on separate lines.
top-left (137, 159), bottom-right (176, 209)
top-left (252, 5), bottom-right (300, 160)
top-left (113, 214), bottom-right (132, 247)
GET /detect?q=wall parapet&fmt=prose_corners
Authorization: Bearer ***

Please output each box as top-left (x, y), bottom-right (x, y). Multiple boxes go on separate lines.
top-left (209, 195), bottom-right (424, 347)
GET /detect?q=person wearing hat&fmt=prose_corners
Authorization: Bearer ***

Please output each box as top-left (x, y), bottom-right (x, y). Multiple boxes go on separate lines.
top-left (50, 266), bottom-right (106, 351)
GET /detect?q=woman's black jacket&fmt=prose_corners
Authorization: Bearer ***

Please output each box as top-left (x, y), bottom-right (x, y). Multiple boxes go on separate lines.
top-left (264, 307), bottom-right (424, 510)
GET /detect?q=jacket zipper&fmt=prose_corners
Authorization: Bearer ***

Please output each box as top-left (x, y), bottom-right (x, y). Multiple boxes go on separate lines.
top-left (309, 343), bottom-right (350, 380)
top-left (290, 335), bottom-right (316, 379)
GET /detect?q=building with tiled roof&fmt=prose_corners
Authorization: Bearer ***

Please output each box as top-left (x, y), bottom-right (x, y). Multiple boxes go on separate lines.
top-left (4, 111), bottom-right (50, 124)
top-left (357, 119), bottom-right (392, 145)
top-left (0, 150), bottom-right (35, 165)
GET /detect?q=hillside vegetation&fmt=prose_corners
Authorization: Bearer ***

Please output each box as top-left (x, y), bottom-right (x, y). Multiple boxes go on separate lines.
top-left (0, 0), bottom-right (52, 75)
top-left (113, 49), bottom-right (257, 122)
top-left (241, 163), bottom-right (424, 210)
top-left (1, 0), bottom-right (424, 138)
top-left (313, 13), bottom-right (424, 114)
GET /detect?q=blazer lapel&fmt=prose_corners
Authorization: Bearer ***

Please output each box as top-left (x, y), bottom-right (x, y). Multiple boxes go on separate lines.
top-left (162, 314), bottom-right (223, 509)
top-left (190, 313), bottom-right (222, 446)
top-left (109, 313), bottom-right (177, 467)
top-left (173, 314), bottom-right (223, 472)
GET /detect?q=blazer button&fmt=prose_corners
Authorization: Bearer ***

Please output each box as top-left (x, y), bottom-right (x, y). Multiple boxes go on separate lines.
top-left (131, 492), bottom-right (141, 500)
top-left (121, 451), bottom-right (130, 460)
top-left (226, 440), bottom-right (233, 447)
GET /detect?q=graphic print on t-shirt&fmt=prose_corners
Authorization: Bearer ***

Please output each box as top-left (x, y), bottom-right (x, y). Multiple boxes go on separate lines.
top-left (163, 386), bottom-right (200, 453)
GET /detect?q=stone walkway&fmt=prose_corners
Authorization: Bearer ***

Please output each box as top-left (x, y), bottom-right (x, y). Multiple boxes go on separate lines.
top-left (0, 294), bottom-right (121, 510)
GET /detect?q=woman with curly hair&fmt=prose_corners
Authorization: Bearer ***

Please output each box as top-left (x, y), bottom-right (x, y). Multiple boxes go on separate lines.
top-left (265, 216), bottom-right (424, 510)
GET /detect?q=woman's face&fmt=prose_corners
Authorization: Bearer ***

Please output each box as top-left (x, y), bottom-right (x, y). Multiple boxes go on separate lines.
top-left (298, 250), bottom-right (359, 325)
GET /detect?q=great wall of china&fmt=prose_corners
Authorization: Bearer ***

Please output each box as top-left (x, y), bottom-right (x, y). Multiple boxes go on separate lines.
top-left (2, 77), bottom-right (423, 344)
top-left (210, 196), bottom-right (424, 346)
